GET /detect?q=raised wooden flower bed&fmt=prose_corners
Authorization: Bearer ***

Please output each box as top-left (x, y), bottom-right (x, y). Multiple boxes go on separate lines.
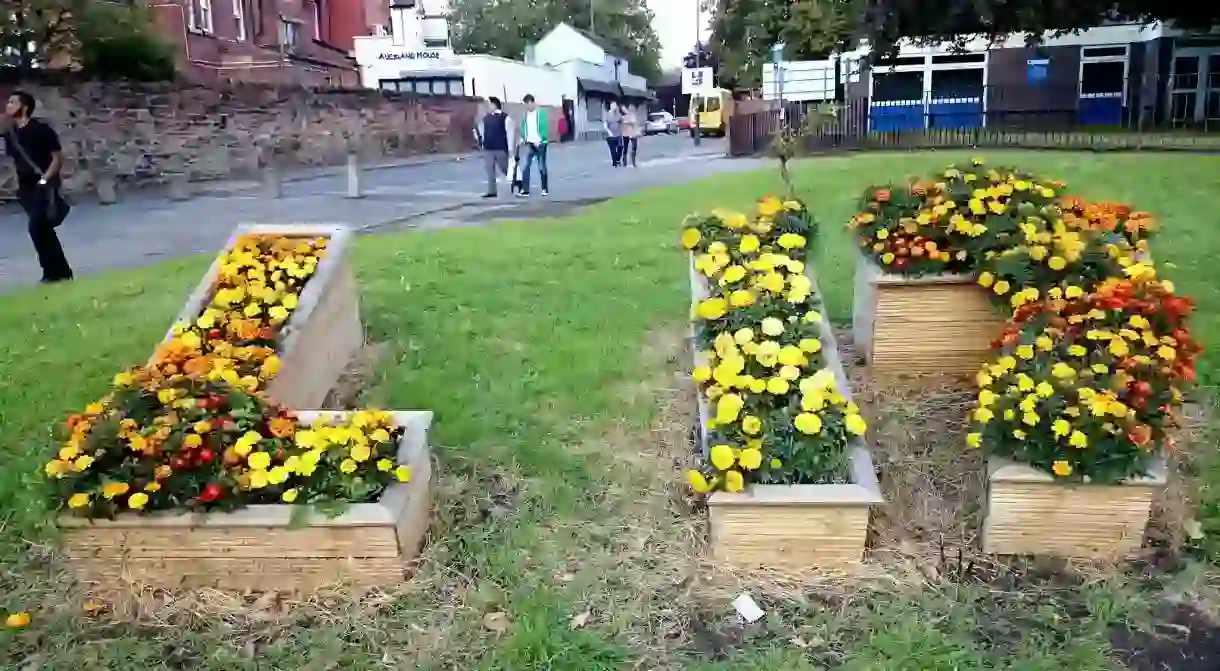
top-left (982, 456), bottom-right (1167, 558)
top-left (164, 224), bottom-right (363, 409)
top-left (852, 255), bottom-right (1004, 378)
top-left (58, 411), bottom-right (433, 593)
top-left (689, 262), bottom-right (884, 569)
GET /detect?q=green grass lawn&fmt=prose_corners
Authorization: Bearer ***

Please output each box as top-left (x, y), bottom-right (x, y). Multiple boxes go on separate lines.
top-left (3, 151), bottom-right (1220, 669)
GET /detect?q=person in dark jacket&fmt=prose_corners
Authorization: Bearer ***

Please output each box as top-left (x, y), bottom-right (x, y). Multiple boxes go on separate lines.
top-left (475, 97), bottom-right (514, 198)
top-left (5, 90), bottom-right (73, 283)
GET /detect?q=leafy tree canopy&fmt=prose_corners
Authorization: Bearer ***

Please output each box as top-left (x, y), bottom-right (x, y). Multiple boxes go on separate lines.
top-left (450, 0), bottom-right (663, 84)
top-left (707, 0), bottom-right (1220, 89)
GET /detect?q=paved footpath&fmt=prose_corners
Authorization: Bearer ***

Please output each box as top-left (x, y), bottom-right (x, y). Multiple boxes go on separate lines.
top-left (0, 136), bottom-right (766, 290)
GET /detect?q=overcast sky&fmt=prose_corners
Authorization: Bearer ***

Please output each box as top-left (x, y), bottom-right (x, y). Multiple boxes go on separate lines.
top-left (646, 0), bottom-right (712, 70)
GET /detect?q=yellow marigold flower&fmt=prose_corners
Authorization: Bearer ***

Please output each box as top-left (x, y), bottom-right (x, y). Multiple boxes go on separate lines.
top-left (194, 420), bottom-right (213, 434)
top-left (127, 492), bottom-right (149, 510)
top-left (102, 482), bottom-right (130, 499)
top-left (1051, 460), bottom-right (1072, 477)
top-left (766, 377), bottom-right (790, 395)
top-left (1108, 339), bottom-right (1130, 357)
top-left (685, 470), bottom-right (712, 493)
top-left (977, 272), bottom-right (995, 288)
top-left (113, 371), bottom-right (135, 388)
top-left (183, 434), bottom-right (203, 449)
top-left (715, 394), bottom-right (744, 423)
top-left (798, 338), bottom-right (821, 354)
top-left (777, 233), bottom-right (806, 250)
top-left (145, 482), bottom-right (161, 492)
top-left (373, 458), bottom-right (393, 472)
top-left (722, 265), bottom-right (746, 283)
top-left (44, 460), bottom-right (69, 478)
top-left (267, 466), bottom-right (290, 485)
top-left (1036, 382), bottom-right (1054, 398)
top-left (1048, 256), bottom-right (1067, 271)
top-left (68, 492), bottom-right (91, 509)
top-left (710, 444), bottom-right (736, 470)
top-left (778, 346), bottom-right (807, 367)
top-left (244, 452), bottom-right (271, 471)
top-left (973, 407), bottom-right (994, 423)
top-left (281, 488), bottom-right (300, 503)
top-left (966, 433), bottom-right (981, 448)
top-left (692, 365), bottom-right (711, 383)
top-left (779, 365), bottom-right (801, 381)
top-left (1068, 345), bottom-right (1087, 357)
top-left (733, 328), bottom-right (754, 345)
top-left (339, 458), bottom-right (358, 474)
top-left (260, 355), bottom-right (282, 380)
top-left (977, 371), bottom-right (993, 387)
top-left (881, 252), bottom-right (895, 265)
top-left (801, 391), bottom-right (826, 411)
top-left (1069, 431), bottom-right (1088, 448)
top-left (1065, 285), bottom-right (1083, 299)
top-left (794, 412), bottom-right (823, 435)
top-left (1015, 345), bottom-right (1034, 360)
top-left (680, 228), bottom-right (701, 249)
top-left (977, 389), bottom-right (998, 407)
top-left (1051, 363), bottom-right (1077, 379)
top-left (1022, 412), bottom-right (1040, 426)
top-left (1052, 419), bottom-right (1071, 438)
top-left (845, 413), bottom-right (867, 436)
top-left (6, 612), bottom-right (31, 629)
top-left (738, 448), bottom-right (763, 470)
top-left (695, 297), bottom-right (729, 320)
top-left (993, 280), bottom-right (1011, 295)
top-left (249, 470), bottom-right (269, 489)
top-left (741, 415), bottom-right (762, 435)
top-left (739, 234), bottom-right (761, 254)
top-left (724, 470), bottom-right (745, 492)
top-left (1036, 336), bottom-right (1053, 351)
top-left (728, 290), bottom-right (755, 308)
top-left (282, 293), bottom-right (299, 309)
top-left (1157, 346), bottom-right (1177, 361)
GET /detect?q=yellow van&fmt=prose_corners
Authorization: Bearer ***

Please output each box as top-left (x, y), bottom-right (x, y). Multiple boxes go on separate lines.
top-left (689, 88), bottom-right (733, 137)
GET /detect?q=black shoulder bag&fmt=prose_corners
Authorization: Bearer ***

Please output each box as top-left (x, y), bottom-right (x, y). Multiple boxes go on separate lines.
top-left (8, 129), bottom-right (70, 228)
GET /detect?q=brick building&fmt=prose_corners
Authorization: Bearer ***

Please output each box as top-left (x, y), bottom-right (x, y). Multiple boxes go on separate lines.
top-left (148, 0), bottom-right (363, 86)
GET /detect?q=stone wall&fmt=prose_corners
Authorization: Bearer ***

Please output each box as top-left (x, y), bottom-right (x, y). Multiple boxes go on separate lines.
top-left (0, 80), bottom-right (483, 200)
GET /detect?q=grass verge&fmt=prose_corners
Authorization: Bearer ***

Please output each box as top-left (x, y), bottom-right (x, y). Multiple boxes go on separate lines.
top-left (2, 150), bottom-right (1220, 668)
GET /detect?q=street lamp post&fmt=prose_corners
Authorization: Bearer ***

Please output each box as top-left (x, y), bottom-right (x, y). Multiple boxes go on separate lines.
top-left (772, 42), bottom-right (785, 124)
top-left (693, 0), bottom-right (702, 146)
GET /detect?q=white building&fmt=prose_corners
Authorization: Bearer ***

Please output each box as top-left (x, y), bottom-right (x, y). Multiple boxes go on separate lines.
top-left (526, 23), bottom-right (654, 139)
top-left (385, 0), bottom-right (452, 50)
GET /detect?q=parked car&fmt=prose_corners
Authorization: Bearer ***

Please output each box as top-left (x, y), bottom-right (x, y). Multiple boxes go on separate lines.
top-left (676, 116), bottom-right (691, 131)
top-left (644, 111), bottom-right (678, 135)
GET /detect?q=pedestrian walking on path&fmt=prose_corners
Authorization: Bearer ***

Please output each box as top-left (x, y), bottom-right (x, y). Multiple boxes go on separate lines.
top-left (517, 94), bottom-right (549, 197)
top-left (620, 104), bottom-right (640, 168)
top-left (603, 100), bottom-right (624, 167)
top-left (475, 96), bottom-right (513, 198)
top-left (5, 90), bottom-right (73, 283)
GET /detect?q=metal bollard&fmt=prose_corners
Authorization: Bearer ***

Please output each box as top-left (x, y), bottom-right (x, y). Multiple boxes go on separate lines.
top-left (169, 171), bottom-right (192, 201)
top-left (96, 172), bottom-right (118, 205)
top-left (345, 151), bottom-right (363, 199)
top-left (262, 162), bottom-right (283, 199)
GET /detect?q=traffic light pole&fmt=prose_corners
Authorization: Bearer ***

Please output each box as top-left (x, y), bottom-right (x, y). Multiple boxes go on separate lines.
top-left (692, 1), bottom-right (701, 146)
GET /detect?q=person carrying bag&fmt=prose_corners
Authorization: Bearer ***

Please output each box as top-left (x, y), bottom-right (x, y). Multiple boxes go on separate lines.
top-left (5, 90), bottom-right (73, 283)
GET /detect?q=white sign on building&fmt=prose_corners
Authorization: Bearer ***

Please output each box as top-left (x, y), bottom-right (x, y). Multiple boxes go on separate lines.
top-left (682, 67), bottom-right (715, 95)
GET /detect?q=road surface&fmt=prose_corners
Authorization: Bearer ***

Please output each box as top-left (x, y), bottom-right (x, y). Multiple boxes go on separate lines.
top-left (0, 136), bottom-right (765, 289)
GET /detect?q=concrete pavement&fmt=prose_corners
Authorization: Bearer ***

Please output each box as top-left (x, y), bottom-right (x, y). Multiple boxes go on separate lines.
top-left (0, 136), bottom-right (762, 289)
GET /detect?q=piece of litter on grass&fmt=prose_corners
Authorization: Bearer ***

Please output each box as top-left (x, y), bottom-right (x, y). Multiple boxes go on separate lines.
top-left (482, 611), bottom-right (510, 633)
top-left (570, 610), bottom-right (592, 630)
top-left (732, 593), bottom-right (765, 623)
top-left (1185, 518), bottom-right (1205, 540)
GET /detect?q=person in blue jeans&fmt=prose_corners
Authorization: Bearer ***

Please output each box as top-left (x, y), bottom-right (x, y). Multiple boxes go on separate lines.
top-left (518, 93), bottom-right (549, 196)
top-left (603, 100), bottom-right (623, 167)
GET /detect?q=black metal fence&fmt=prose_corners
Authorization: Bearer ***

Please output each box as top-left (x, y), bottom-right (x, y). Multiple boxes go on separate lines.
top-left (729, 87), bottom-right (1220, 157)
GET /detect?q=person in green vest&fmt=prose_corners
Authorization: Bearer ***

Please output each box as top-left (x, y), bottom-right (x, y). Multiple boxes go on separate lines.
top-left (518, 94), bottom-right (549, 197)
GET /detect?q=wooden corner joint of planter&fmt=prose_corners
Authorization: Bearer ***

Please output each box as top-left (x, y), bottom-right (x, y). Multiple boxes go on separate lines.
top-left (57, 410), bottom-right (434, 593)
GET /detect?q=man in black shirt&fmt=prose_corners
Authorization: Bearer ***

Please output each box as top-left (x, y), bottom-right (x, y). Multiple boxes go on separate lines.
top-left (5, 90), bottom-right (73, 283)
top-left (475, 96), bottom-right (513, 198)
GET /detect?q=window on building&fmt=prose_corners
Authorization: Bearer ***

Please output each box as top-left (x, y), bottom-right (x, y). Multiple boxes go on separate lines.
top-left (313, 0), bottom-right (323, 41)
top-left (380, 77), bottom-right (464, 96)
top-left (233, 0), bottom-right (247, 41)
top-left (1080, 60), bottom-right (1125, 95)
top-left (424, 37), bottom-right (449, 48)
top-left (872, 71), bottom-right (923, 102)
top-left (188, 0), bottom-right (214, 34)
top-left (930, 68), bottom-right (983, 100)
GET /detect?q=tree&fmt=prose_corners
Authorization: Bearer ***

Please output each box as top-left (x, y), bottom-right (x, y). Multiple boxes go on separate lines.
top-left (706, 0), bottom-right (858, 90)
top-left (858, 1), bottom-right (1220, 56)
top-left (449, 0), bottom-right (663, 84)
top-left (76, 1), bottom-right (176, 81)
top-left (708, 0), bottom-right (1220, 81)
top-left (0, 0), bottom-right (89, 73)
